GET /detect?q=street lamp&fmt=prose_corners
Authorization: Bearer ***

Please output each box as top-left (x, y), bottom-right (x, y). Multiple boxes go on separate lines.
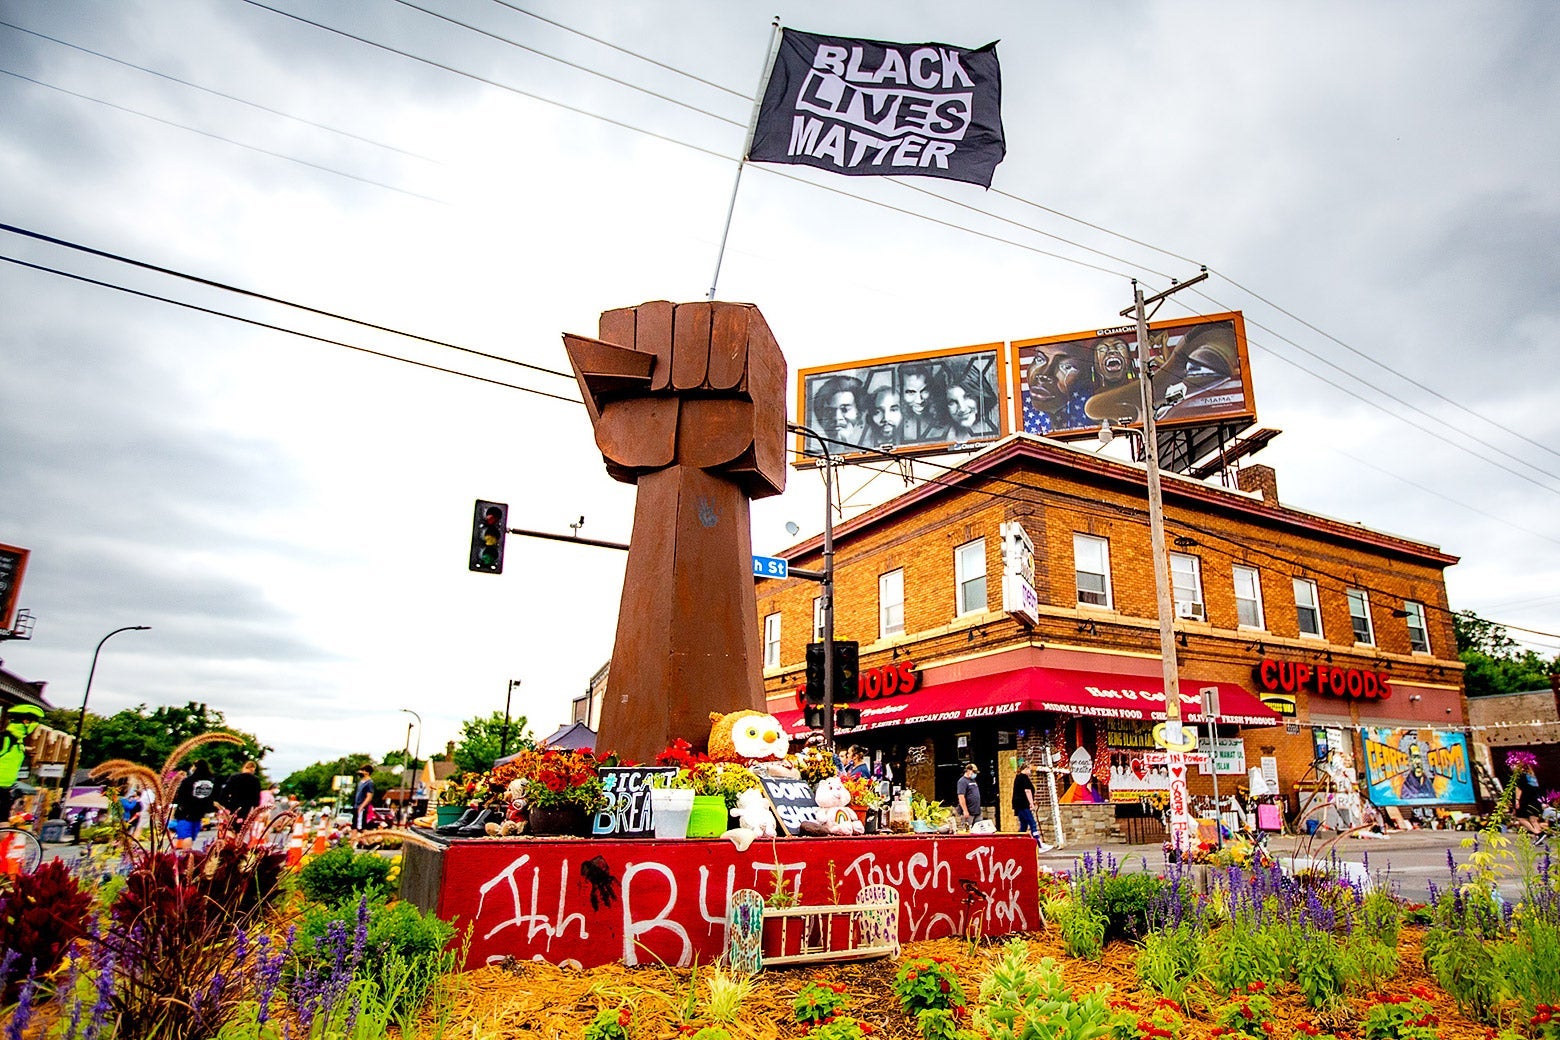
top-left (63, 625), bottom-right (150, 791)
top-left (785, 421), bottom-right (837, 748)
top-left (400, 707), bottom-right (422, 814)
top-left (500, 679), bottom-right (521, 757)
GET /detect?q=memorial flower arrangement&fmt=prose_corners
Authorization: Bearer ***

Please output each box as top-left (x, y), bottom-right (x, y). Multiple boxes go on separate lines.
top-left (438, 773), bottom-right (479, 807)
top-left (683, 760), bottom-right (761, 808)
top-left (794, 745), bottom-right (840, 784)
top-left (507, 747), bottom-right (607, 813)
top-left (841, 773), bottom-right (885, 810)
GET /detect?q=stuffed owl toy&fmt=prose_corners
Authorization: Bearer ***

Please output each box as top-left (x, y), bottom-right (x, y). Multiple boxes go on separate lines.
top-left (707, 709), bottom-right (789, 766)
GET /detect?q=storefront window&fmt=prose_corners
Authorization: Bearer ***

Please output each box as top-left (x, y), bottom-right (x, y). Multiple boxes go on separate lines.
top-left (955, 538), bottom-right (986, 616)
top-left (1233, 564), bottom-right (1265, 629)
top-left (879, 568), bottom-right (905, 636)
top-left (1073, 533), bottom-right (1112, 608)
top-left (1404, 600), bottom-right (1430, 653)
top-left (1293, 577), bottom-right (1322, 638)
top-left (763, 612), bottom-right (781, 668)
top-left (1346, 588), bottom-right (1374, 645)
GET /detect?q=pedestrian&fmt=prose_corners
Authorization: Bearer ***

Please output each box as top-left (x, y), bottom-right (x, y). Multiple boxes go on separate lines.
top-left (956, 762), bottom-right (983, 830)
top-left (220, 760), bottom-right (263, 832)
top-left (845, 747), bottom-right (872, 780)
top-left (133, 784), bottom-right (155, 838)
top-left (1011, 760), bottom-right (1055, 852)
top-left (352, 766), bottom-right (376, 843)
top-left (171, 760), bottom-right (217, 850)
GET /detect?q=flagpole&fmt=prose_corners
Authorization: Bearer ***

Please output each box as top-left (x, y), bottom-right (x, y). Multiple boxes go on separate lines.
top-left (706, 16), bottom-right (782, 301)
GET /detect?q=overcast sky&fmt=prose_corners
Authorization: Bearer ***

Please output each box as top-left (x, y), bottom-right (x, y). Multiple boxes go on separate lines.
top-left (2, 1), bottom-right (1557, 779)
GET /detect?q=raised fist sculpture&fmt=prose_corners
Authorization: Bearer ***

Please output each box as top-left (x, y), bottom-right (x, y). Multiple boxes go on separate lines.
top-left (564, 301), bottom-right (787, 764)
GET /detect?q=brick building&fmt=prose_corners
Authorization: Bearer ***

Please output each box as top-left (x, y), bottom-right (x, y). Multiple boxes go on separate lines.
top-left (755, 432), bottom-right (1471, 844)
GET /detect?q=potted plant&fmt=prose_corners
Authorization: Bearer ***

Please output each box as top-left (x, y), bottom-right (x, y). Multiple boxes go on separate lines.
top-left (909, 791), bottom-right (954, 833)
top-left (508, 748), bottom-right (606, 836)
top-left (682, 761), bottom-right (761, 837)
top-left (435, 774), bottom-right (477, 827)
top-left (840, 774), bottom-right (885, 832)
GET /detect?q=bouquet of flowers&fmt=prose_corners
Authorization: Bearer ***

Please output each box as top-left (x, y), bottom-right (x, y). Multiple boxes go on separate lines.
top-left (1163, 839), bottom-right (1215, 864)
top-left (683, 761), bottom-right (761, 808)
top-left (438, 773), bottom-right (478, 807)
top-left (507, 748), bottom-right (607, 813)
top-left (841, 773), bottom-right (885, 811)
top-left (656, 738), bottom-right (709, 770)
top-left (793, 745), bottom-right (839, 785)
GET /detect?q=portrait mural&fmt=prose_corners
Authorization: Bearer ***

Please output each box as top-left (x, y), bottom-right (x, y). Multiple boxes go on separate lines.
top-left (1361, 727), bottom-right (1475, 806)
top-left (796, 345), bottom-right (1005, 462)
top-left (1010, 312), bottom-right (1255, 440)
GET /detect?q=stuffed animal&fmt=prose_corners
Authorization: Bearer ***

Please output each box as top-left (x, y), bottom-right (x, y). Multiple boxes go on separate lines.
top-left (733, 787), bottom-right (778, 837)
top-left (813, 776), bottom-right (864, 835)
top-left (707, 709), bottom-right (790, 767)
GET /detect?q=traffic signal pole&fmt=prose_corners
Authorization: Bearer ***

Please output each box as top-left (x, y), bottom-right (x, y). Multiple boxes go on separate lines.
top-left (786, 422), bottom-right (837, 748)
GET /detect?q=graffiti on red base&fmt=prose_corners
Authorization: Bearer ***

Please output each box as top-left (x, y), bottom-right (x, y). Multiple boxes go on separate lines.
top-left (1255, 658), bottom-right (1392, 700)
top-left (795, 661), bottom-right (920, 709)
top-left (446, 836), bottom-right (1037, 969)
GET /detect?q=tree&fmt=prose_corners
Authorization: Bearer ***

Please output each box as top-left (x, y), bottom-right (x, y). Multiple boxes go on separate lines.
top-left (381, 749), bottom-right (409, 768)
top-left (279, 754), bottom-right (373, 801)
top-left (451, 711), bottom-right (534, 774)
top-left (1454, 611), bottom-right (1560, 698)
top-left (73, 702), bottom-right (269, 777)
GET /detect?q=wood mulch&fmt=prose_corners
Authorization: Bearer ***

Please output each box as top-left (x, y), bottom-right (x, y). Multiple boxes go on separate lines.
top-left (437, 926), bottom-right (1497, 1040)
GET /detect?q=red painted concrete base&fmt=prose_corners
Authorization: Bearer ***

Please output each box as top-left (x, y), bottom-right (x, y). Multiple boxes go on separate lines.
top-left (407, 833), bottom-right (1041, 969)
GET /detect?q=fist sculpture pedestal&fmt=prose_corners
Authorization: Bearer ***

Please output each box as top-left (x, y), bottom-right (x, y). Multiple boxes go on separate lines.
top-left (564, 301), bottom-right (787, 764)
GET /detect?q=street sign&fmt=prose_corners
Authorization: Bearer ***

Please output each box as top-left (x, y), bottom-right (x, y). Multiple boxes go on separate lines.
top-left (1199, 685), bottom-right (1221, 719)
top-left (752, 555), bottom-right (789, 579)
top-left (38, 763), bottom-right (65, 779)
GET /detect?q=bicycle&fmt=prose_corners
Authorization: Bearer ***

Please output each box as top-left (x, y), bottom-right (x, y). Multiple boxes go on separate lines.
top-left (0, 824), bottom-right (43, 874)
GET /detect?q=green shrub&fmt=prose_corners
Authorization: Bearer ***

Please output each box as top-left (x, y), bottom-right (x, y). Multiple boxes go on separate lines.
top-left (1292, 933), bottom-right (1349, 1009)
top-left (1135, 924), bottom-right (1203, 1008)
top-left (1080, 872), bottom-right (1167, 943)
top-left (298, 844), bottom-right (392, 906)
top-left (1054, 899), bottom-right (1107, 960)
top-left (970, 943), bottom-right (1115, 1040)
top-left (893, 956), bottom-right (966, 1016)
top-left (295, 894), bottom-right (457, 1020)
top-left (1200, 918), bottom-right (1282, 998)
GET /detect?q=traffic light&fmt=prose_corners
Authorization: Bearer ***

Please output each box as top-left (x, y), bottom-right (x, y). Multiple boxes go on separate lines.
top-left (835, 707), bottom-right (861, 729)
top-left (805, 642), bottom-right (826, 703)
top-left (469, 500), bottom-right (508, 573)
top-left (832, 641), bottom-right (860, 703)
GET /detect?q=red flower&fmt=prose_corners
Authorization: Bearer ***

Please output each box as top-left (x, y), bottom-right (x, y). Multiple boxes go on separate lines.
top-left (939, 980), bottom-right (950, 993)
top-left (1247, 980), bottom-right (1266, 992)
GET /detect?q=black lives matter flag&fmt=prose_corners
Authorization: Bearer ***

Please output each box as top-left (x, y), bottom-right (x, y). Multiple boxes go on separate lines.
top-left (749, 28), bottom-right (1005, 188)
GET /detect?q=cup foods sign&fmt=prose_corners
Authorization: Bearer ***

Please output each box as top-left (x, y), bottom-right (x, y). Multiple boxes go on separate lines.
top-left (1254, 658), bottom-right (1392, 701)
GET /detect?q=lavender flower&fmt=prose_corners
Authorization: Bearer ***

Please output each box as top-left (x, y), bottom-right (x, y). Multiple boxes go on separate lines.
top-left (5, 968), bottom-right (38, 1040)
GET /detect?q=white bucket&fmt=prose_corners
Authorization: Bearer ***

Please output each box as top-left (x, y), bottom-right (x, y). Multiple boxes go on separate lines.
top-left (649, 788), bottom-right (695, 839)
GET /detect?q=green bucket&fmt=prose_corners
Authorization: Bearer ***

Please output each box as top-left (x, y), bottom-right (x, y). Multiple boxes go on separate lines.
top-left (686, 794), bottom-right (729, 838)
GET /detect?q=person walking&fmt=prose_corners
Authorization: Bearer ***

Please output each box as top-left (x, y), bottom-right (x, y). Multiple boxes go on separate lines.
top-left (1011, 760), bottom-right (1055, 851)
top-left (351, 766), bottom-right (376, 845)
top-left (171, 760), bottom-right (217, 850)
top-left (220, 760), bottom-right (263, 834)
top-left (956, 762), bottom-right (983, 830)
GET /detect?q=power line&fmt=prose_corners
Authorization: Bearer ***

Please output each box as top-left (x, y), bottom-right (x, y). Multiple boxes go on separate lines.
top-left (0, 252), bottom-right (582, 405)
top-left (0, 68), bottom-right (443, 204)
top-left (389, 0), bottom-right (745, 128)
top-left (0, 222), bottom-right (574, 382)
top-left (0, 18), bottom-right (438, 162)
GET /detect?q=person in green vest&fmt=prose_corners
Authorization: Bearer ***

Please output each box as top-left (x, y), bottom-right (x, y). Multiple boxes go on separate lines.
top-left (0, 704), bottom-right (45, 822)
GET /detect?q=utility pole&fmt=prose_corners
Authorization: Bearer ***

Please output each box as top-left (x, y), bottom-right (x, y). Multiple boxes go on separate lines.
top-left (1121, 268), bottom-right (1208, 853)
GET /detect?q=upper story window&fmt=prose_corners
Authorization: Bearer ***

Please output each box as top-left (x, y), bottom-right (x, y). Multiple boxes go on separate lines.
top-left (1404, 600), bottom-right (1431, 654)
top-left (880, 568), bottom-right (905, 637)
top-left (812, 596), bottom-right (824, 642)
top-left (1293, 578), bottom-right (1323, 638)
top-left (1073, 533), bottom-right (1112, 608)
top-left (955, 538), bottom-right (987, 616)
top-left (1170, 553), bottom-right (1204, 620)
top-left (763, 612), bottom-right (781, 668)
top-left (1346, 588), bottom-right (1375, 645)
top-left (1232, 565), bottom-right (1265, 629)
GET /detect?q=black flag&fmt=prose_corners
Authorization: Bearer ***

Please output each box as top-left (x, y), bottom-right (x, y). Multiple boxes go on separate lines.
top-left (749, 28), bottom-right (1005, 188)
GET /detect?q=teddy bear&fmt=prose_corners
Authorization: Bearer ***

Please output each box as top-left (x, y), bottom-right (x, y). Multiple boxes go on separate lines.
top-left (813, 775), bottom-right (864, 835)
top-left (706, 709), bottom-right (792, 767)
top-left (719, 787), bottom-right (779, 852)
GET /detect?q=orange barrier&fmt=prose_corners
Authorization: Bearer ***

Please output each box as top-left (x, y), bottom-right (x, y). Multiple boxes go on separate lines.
top-left (1, 832), bottom-right (26, 875)
top-left (309, 824), bottom-right (329, 857)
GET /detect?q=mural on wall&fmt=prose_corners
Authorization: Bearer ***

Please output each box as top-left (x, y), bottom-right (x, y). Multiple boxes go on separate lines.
top-left (1058, 745), bottom-right (1105, 803)
top-left (1361, 728), bottom-right (1475, 805)
top-left (1104, 721), bottom-right (1170, 802)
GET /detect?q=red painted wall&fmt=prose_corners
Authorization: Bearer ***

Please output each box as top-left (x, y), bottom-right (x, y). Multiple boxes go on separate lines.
top-left (436, 834), bottom-right (1041, 969)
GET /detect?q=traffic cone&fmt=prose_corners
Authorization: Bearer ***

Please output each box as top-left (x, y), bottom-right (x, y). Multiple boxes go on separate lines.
top-left (309, 823), bottom-right (328, 856)
top-left (286, 820), bottom-right (305, 868)
top-left (1, 832), bottom-right (24, 876)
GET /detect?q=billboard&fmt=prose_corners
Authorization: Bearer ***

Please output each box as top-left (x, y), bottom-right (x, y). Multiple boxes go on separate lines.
top-left (1008, 311), bottom-right (1255, 441)
top-left (1361, 727), bottom-right (1476, 806)
top-left (0, 543), bottom-right (29, 631)
top-left (795, 343), bottom-right (1006, 464)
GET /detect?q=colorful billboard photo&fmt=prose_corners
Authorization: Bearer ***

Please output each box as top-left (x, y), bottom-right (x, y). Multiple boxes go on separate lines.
top-left (1009, 311), bottom-right (1255, 441)
top-left (795, 344), bottom-right (1005, 464)
top-left (1361, 727), bottom-right (1476, 806)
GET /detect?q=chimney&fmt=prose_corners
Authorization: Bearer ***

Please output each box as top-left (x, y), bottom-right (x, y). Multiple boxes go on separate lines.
top-left (1237, 464), bottom-right (1278, 504)
top-left (446, 740), bottom-right (456, 760)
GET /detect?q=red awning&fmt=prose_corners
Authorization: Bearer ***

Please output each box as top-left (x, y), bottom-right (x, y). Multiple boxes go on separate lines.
top-left (775, 666), bottom-right (1280, 735)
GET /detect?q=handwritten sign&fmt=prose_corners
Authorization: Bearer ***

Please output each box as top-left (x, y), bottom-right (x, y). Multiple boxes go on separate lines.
top-left (757, 775), bottom-right (823, 836)
top-left (592, 767), bottom-right (677, 838)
